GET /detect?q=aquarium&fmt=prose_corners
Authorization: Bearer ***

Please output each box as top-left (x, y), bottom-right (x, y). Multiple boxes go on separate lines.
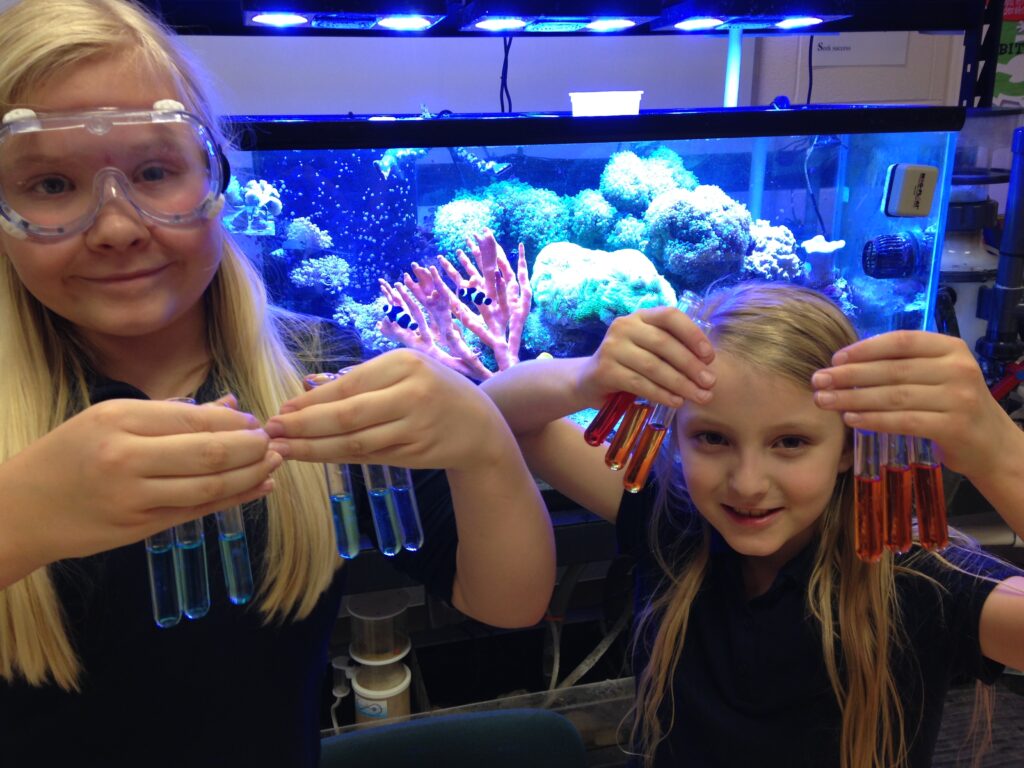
top-left (223, 106), bottom-right (963, 376)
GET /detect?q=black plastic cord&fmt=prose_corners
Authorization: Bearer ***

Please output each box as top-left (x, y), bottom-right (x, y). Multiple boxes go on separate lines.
top-left (806, 35), bottom-right (815, 105)
top-left (499, 36), bottom-right (513, 113)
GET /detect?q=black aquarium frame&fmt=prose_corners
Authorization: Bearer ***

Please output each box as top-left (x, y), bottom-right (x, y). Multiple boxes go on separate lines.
top-left (225, 105), bottom-right (967, 152)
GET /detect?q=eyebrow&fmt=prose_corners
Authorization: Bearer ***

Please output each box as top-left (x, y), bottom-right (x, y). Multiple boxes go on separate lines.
top-left (680, 417), bottom-right (824, 434)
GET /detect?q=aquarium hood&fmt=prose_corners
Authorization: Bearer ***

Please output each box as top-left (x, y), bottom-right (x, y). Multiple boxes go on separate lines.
top-left (140, 0), bottom-right (984, 36)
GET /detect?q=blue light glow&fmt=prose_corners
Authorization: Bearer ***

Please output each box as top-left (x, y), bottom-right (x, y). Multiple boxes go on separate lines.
top-left (475, 17), bottom-right (529, 32)
top-left (377, 15), bottom-right (433, 31)
top-left (587, 19), bottom-right (636, 32)
top-left (674, 17), bottom-right (725, 32)
top-left (776, 16), bottom-right (824, 29)
top-left (251, 12), bottom-right (308, 27)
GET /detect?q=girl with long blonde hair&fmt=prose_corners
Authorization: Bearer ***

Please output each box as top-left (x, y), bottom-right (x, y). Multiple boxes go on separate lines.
top-left (483, 280), bottom-right (1024, 767)
top-left (0, 1), bottom-right (554, 765)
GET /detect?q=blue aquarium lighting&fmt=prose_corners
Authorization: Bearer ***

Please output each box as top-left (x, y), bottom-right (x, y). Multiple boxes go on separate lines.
top-left (587, 18), bottom-right (636, 32)
top-left (377, 15), bottom-right (435, 30)
top-left (250, 11), bottom-right (309, 27)
top-left (776, 15), bottom-right (824, 29)
top-left (674, 16), bottom-right (725, 31)
top-left (474, 17), bottom-right (529, 31)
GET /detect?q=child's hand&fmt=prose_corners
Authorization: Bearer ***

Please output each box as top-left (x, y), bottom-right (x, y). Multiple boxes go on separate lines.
top-left (811, 330), bottom-right (1011, 477)
top-left (266, 348), bottom-right (513, 472)
top-left (4, 399), bottom-right (278, 567)
top-left (577, 305), bottom-right (716, 409)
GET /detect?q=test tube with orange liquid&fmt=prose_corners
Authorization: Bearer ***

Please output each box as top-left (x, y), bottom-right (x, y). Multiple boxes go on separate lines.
top-left (853, 429), bottom-right (885, 562)
top-left (882, 433), bottom-right (913, 553)
top-left (604, 398), bottom-right (651, 470)
top-left (910, 437), bottom-right (949, 550)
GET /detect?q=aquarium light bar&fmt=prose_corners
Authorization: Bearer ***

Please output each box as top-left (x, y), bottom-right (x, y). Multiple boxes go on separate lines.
top-left (674, 17), bottom-right (725, 31)
top-left (587, 19), bottom-right (637, 32)
top-left (249, 12), bottom-right (310, 27)
top-left (376, 14), bottom-right (443, 30)
top-left (776, 16), bottom-right (824, 29)
top-left (472, 16), bottom-right (532, 31)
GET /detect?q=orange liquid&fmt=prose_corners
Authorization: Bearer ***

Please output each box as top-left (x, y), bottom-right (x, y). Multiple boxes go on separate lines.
top-left (854, 475), bottom-right (884, 563)
top-left (912, 463), bottom-right (949, 550)
top-left (605, 401), bottom-right (652, 470)
top-left (623, 423), bottom-right (667, 493)
top-left (584, 391), bottom-right (634, 447)
top-left (883, 465), bottom-right (913, 553)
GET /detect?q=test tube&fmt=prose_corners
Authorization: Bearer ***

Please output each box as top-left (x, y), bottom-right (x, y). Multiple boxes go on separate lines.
top-left (325, 463), bottom-right (361, 559)
top-left (173, 518), bottom-right (211, 619)
top-left (853, 429), bottom-right (885, 562)
top-left (882, 434), bottom-right (913, 553)
top-left (215, 506), bottom-right (254, 604)
top-left (144, 527), bottom-right (182, 628)
top-left (622, 403), bottom-right (673, 493)
top-left (584, 391), bottom-right (635, 447)
top-left (386, 466), bottom-right (425, 552)
top-left (361, 464), bottom-right (404, 556)
top-left (909, 437), bottom-right (949, 550)
top-left (605, 398), bottom-right (652, 470)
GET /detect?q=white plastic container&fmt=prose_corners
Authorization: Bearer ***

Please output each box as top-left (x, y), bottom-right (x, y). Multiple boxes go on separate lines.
top-left (352, 662), bottom-right (411, 724)
top-left (569, 90), bottom-right (643, 117)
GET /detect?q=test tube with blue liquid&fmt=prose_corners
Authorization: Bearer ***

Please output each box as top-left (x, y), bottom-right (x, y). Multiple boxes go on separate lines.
top-left (144, 526), bottom-right (182, 628)
top-left (386, 466), bottom-right (424, 551)
top-left (166, 397), bottom-right (210, 619)
top-left (326, 463), bottom-right (361, 559)
top-left (215, 506), bottom-right (254, 604)
top-left (361, 463), bottom-right (404, 556)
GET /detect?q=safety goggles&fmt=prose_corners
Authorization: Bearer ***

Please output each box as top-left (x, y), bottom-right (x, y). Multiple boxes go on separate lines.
top-left (0, 99), bottom-right (229, 241)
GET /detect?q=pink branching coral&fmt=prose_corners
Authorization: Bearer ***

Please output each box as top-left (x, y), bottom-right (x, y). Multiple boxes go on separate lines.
top-left (377, 229), bottom-right (532, 380)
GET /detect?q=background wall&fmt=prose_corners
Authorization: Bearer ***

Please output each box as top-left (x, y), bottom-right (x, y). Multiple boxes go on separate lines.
top-left (179, 31), bottom-right (967, 118)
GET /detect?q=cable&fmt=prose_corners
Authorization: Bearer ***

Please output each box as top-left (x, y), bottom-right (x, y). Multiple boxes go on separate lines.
top-left (499, 36), bottom-right (513, 113)
top-left (804, 139), bottom-right (830, 239)
top-left (806, 35), bottom-right (815, 106)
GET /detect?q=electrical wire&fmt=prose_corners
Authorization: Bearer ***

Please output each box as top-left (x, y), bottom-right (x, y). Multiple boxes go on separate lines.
top-left (804, 140), bottom-right (830, 239)
top-left (806, 35), bottom-right (815, 105)
top-left (499, 36), bottom-right (513, 113)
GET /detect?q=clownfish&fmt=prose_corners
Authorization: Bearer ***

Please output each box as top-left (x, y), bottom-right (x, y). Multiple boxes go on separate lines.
top-left (381, 303), bottom-right (419, 330)
top-left (458, 287), bottom-right (492, 306)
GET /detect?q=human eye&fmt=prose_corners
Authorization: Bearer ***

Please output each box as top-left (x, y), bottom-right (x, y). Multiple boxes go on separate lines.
top-left (136, 163), bottom-right (173, 184)
top-left (29, 175), bottom-right (73, 196)
top-left (775, 435), bottom-right (810, 452)
top-left (692, 431), bottom-right (728, 449)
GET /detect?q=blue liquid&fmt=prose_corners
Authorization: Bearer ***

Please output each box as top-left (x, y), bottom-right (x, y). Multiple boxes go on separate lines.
top-left (390, 485), bottom-right (424, 552)
top-left (330, 493), bottom-right (361, 559)
top-left (367, 488), bottom-right (403, 556)
top-left (174, 538), bottom-right (211, 619)
top-left (218, 532), bottom-right (255, 604)
top-left (145, 540), bottom-right (181, 628)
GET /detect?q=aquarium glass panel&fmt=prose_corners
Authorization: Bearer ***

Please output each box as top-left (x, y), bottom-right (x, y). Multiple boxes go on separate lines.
top-left (223, 108), bottom-right (960, 377)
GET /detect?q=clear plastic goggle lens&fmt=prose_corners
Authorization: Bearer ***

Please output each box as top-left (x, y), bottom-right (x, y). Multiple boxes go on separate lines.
top-left (0, 104), bottom-right (225, 240)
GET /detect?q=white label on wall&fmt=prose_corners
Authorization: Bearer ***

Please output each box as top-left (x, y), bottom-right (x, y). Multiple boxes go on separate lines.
top-left (813, 32), bottom-right (909, 67)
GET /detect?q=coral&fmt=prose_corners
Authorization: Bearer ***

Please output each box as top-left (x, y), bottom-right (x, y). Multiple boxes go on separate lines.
top-left (377, 229), bottom-right (532, 380)
top-left (482, 181), bottom-right (571, 262)
top-left (744, 219), bottom-right (803, 280)
top-left (643, 146), bottom-right (699, 191)
top-left (644, 184), bottom-right (752, 288)
top-left (433, 198), bottom-right (496, 260)
top-left (222, 178), bottom-right (283, 236)
top-left (282, 216), bottom-right (334, 252)
top-left (530, 241), bottom-right (676, 357)
top-left (599, 150), bottom-right (694, 216)
top-left (568, 189), bottom-right (617, 249)
top-left (606, 215), bottom-right (648, 252)
top-left (289, 254), bottom-right (351, 296)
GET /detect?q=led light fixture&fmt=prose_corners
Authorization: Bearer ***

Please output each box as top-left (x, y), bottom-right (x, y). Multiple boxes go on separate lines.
top-left (243, 1), bottom-right (445, 32)
top-left (657, 0), bottom-right (851, 32)
top-left (458, 2), bottom-right (659, 33)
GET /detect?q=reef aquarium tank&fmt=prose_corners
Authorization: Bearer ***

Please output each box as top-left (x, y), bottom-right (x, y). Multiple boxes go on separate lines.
top-left (222, 106), bottom-right (963, 378)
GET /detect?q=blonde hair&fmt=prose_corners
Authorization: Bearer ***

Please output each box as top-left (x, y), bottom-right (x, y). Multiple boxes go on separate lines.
top-left (629, 281), bottom-right (956, 768)
top-left (0, 0), bottom-right (338, 690)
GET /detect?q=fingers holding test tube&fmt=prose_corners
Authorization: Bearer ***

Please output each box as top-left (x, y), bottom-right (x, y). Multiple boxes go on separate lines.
top-left (810, 330), bottom-right (1008, 479)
